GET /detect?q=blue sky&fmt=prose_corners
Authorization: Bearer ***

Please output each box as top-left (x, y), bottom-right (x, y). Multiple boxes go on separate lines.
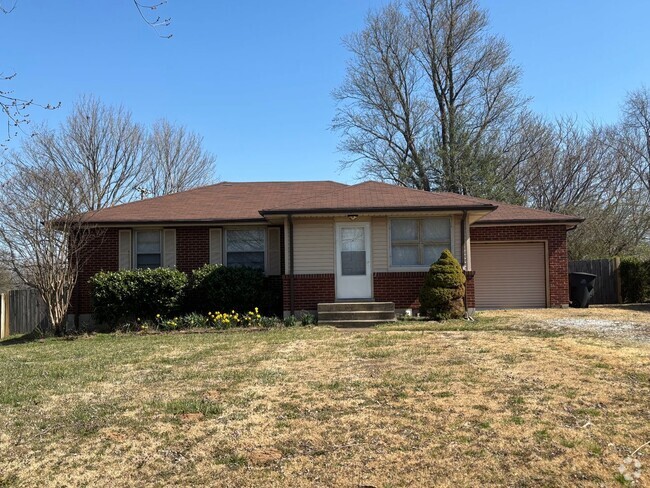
top-left (1, 1), bottom-right (649, 183)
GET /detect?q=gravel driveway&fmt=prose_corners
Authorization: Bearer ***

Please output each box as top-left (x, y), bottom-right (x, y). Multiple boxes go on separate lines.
top-left (479, 305), bottom-right (650, 343)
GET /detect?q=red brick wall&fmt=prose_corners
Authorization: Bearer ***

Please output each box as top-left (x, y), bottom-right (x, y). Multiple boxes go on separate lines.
top-left (465, 272), bottom-right (476, 308)
top-left (373, 271), bottom-right (475, 311)
top-left (74, 225), bottom-right (285, 315)
top-left (73, 228), bottom-right (120, 315)
top-left (373, 272), bottom-right (427, 309)
top-left (176, 227), bottom-right (210, 274)
top-left (282, 274), bottom-right (335, 311)
top-left (470, 225), bottom-right (569, 307)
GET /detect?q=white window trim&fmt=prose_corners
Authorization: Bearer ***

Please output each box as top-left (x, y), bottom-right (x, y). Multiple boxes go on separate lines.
top-left (224, 227), bottom-right (267, 272)
top-left (388, 216), bottom-right (454, 271)
top-left (133, 229), bottom-right (163, 269)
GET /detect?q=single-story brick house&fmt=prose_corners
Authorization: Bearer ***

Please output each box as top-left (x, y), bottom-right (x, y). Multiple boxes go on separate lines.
top-left (71, 181), bottom-right (582, 324)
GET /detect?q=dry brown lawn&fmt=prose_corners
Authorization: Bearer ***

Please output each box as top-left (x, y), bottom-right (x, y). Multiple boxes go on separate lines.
top-left (1, 308), bottom-right (649, 487)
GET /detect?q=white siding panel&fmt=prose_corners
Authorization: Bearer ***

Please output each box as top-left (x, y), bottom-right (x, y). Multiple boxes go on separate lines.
top-left (163, 229), bottom-right (176, 268)
top-left (293, 218), bottom-right (334, 274)
top-left (372, 217), bottom-right (388, 272)
top-left (209, 228), bottom-right (223, 265)
top-left (118, 230), bottom-right (132, 270)
top-left (472, 242), bottom-right (546, 309)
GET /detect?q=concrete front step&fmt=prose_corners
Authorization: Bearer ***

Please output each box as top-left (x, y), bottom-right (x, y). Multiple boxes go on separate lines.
top-left (317, 301), bottom-right (396, 327)
top-left (318, 310), bottom-right (396, 321)
top-left (317, 301), bottom-right (395, 313)
top-left (321, 319), bottom-right (396, 328)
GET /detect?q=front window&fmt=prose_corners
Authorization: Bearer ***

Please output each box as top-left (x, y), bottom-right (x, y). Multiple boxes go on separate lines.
top-left (226, 229), bottom-right (265, 270)
top-left (390, 218), bottom-right (451, 267)
top-left (135, 230), bottom-right (162, 269)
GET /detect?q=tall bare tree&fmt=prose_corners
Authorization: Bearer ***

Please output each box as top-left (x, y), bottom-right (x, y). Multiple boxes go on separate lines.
top-left (49, 96), bottom-right (146, 210)
top-left (514, 116), bottom-right (650, 258)
top-left (0, 159), bottom-right (97, 334)
top-left (618, 87), bottom-right (650, 192)
top-left (144, 119), bottom-right (217, 196)
top-left (334, 0), bottom-right (526, 196)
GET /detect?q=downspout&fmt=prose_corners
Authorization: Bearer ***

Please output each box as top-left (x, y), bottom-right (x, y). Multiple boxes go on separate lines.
top-left (288, 214), bottom-right (295, 316)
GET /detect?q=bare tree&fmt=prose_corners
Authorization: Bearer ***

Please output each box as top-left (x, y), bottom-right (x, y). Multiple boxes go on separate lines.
top-left (618, 87), bottom-right (650, 192)
top-left (514, 116), bottom-right (650, 258)
top-left (0, 266), bottom-right (14, 293)
top-left (143, 119), bottom-right (217, 196)
top-left (13, 97), bottom-right (146, 211)
top-left (0, 159), bottom-right (97, 335)
top-left (334, 0), bottom-right (526, 196)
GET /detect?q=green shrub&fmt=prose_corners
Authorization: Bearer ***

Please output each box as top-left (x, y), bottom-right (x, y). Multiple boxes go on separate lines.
top-left (419, 249), bottom-right (466, 320)
top-left (90, 268), bottom-right (187, 326)
top-left (620, 257), bottom-right (650, 303)
top-left (184, 264), bottom-right (274, 315)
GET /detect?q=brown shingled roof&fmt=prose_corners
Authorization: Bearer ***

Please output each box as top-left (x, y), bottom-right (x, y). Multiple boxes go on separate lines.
top-left (82, 181), bottom-right (346, 224)
top-left (260, 181), bottom-right (496, 214)
top-left (80, 180), bottom-right (582, 225)
top-left (435, 193), bottom-right (584, 225)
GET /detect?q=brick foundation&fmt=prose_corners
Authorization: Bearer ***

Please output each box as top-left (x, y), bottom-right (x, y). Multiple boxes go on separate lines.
top-left (282, 274), bottom-right (335, 312)
top-left (470, 225), bottom-right (569, 307)
top-left (373, 272), bottom-right (427, 310)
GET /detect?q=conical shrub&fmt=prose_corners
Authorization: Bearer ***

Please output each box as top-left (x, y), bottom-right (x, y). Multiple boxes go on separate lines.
top-left (419, 249), bottom-right (466, 320)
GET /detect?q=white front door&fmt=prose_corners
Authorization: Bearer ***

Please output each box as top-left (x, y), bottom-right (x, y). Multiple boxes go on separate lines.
top-left (335, 222), bottom-right (372, 300)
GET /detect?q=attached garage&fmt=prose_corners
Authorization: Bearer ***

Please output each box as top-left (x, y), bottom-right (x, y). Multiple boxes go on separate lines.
top-left (472, 242), bottom-right (547, 309)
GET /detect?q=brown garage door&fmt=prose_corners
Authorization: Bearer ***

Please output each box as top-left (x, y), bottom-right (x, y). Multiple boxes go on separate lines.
top-left (472, 242), bottom-right (547, 309)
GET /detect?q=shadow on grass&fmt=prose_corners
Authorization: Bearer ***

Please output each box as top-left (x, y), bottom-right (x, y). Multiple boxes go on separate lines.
top-left (0, 330), bottom-right (47, 346)
top-left (591, 303), bottom-right (650, 313)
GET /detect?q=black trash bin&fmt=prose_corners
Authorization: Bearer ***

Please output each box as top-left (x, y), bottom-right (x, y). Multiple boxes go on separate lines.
top-left (569, 272), bottom-right (597, 308)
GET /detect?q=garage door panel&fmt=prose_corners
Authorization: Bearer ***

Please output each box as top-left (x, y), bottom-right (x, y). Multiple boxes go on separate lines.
top-left (472, 242), bottom-right (546, 309)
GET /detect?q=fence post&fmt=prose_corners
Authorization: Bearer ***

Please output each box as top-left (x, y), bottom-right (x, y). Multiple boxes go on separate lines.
top-left (0, 293), bottom-right (7, 339)
top-left (613, 257), bottom-right (622, 304)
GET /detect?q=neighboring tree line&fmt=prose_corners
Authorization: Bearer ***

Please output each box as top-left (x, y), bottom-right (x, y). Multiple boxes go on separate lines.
top-left (334, 0), bottom-right (650, 259)
top-left (0, 96), bottom-right (216, 334)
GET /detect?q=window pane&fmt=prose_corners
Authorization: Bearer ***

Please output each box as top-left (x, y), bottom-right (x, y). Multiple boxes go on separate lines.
top-left (136, 231), bottom-right (161, 253)
top-left (227, 252), bottom-right (265, 270)
top-left (391, 220), bottom-right (417, 241)
top-left (227, 229), bottom-right (265, 252)
top-left (341, 227), bottom-right (364, 251)
top-left (422, 218), bottom-right (451, 242)
top-left (137, 253), bottom-right (161, 269)
top-left (342, 251), bottom-right (366, 275)
top-left (423, 245), bottom-right (448, 266)
top-left (392, 245), bottom-right (418, 266)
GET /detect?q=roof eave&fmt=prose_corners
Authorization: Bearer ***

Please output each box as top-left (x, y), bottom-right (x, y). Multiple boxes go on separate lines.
top-left (79, 217), bottom-right (268, 226)
top-left (259, 204), bottom-right (497, 216)
top-left (472, 218), bottom-right (585, 226)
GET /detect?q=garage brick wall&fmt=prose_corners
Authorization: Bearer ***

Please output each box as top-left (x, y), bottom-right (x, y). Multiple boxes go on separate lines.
top-left (470, 225), bottom-right (570, 307)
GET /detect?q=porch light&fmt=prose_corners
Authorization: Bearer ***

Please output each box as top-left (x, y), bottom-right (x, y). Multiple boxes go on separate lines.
top-left (347, 214), bottom-right (359, 221)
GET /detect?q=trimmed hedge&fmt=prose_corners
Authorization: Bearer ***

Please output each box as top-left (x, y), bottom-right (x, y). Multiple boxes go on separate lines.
top-left (620, 257), bottom-right (650, 303)
top-left (90, 268), bottom-right (187, 325)
top-left (89, 264), bottom-right (282, 328)
top-left (419, 250), bottom-right (466, 320)
top-left (184, 265), bottom-right (268, 315)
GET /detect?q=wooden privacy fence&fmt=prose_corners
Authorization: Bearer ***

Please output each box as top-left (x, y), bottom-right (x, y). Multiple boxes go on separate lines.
top-left (569, 258), bottom-right (622, 305)
top-left (0, 288), bottom-right (50, 338)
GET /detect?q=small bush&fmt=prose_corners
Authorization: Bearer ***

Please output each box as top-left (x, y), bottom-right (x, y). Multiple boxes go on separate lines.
top-left (419, 249), bottom-right (466, 320)
top-left (90, 268), bottom-right (187, 326)
top-left (184, 265), bottom-right (271, 315)
top-left (620, 257), bottom-right (650, 303)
